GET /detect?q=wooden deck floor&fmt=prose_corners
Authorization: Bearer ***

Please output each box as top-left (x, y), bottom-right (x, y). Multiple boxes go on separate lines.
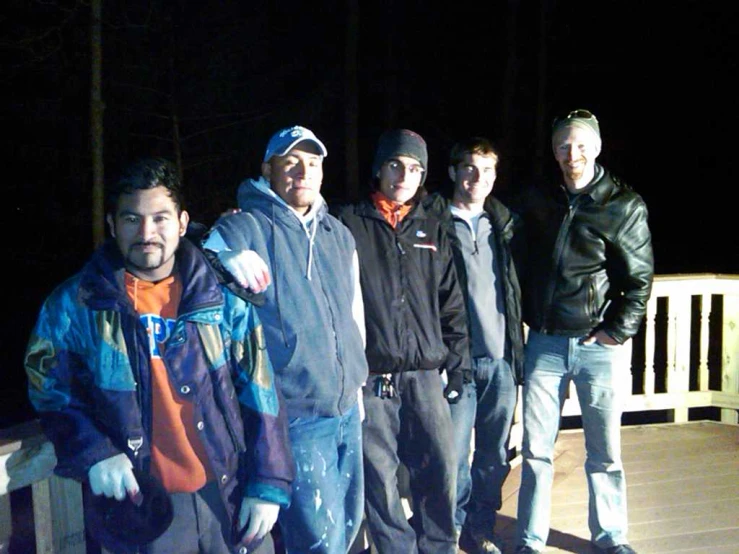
top-left (487, 420), bottom-right (739, 554)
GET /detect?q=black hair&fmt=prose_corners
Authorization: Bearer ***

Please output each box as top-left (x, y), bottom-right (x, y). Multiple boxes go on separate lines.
top-left (106, 158), bottom-right (184, 215)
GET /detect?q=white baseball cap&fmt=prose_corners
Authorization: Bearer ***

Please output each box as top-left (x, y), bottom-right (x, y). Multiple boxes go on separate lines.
top-left (263, 125), bottom-right (328, 162)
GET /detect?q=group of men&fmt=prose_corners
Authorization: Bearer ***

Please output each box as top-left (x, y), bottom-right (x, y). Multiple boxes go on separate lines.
top-left (24, 109), bottom-right (653, 554)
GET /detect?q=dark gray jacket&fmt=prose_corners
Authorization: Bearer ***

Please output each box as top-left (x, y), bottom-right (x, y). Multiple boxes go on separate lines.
top-left (334, 198), bottom-right (470, 379)
top-left (424, 193), bottom-right (525, 383)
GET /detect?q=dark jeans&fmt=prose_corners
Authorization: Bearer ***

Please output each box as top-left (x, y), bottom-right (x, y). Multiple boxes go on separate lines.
top-left (362, 370), bottom-right (457, 554)
top-left (144, 481), bottom-right (275, 554)
top-left (449, 357), bottom-right (517, 536)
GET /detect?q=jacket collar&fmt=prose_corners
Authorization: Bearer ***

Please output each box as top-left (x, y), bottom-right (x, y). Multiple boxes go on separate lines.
top-left (563, 164), bottom-right (617, 205)
top-left (422, 191), bottom-right (512, 233)
top-left (238, 176), bottom-right (327, 228)
top-left (79, 239), bottom-right (223, 315)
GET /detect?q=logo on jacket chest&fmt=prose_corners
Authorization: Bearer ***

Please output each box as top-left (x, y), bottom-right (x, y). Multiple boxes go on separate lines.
top-left (412, 229), bottom-right (437, 252)
top-left (139, 314), bottom-right (176, 358)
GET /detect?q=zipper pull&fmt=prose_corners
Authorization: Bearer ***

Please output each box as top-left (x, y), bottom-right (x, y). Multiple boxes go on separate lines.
top-left (128, 436), bottom-right (144, 458)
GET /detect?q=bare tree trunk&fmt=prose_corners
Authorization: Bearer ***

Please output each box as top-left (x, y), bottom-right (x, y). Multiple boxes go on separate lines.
top-left (167, 10), bottom-right (183, 184)
top-left (90, 0), bottom-right (105, 247)
top-left (344, 0), bottom-right (360, 201)
top-left (382, 0), bottom-right (398, 126)
top-left (534, 0), bottom-right (551, 180)
top-left (500, 0), bottom-right (520, 188)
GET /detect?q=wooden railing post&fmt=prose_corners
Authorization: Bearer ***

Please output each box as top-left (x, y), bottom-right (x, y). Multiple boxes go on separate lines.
top-left (722, 294), bottom-right (739, 424)
top-left (644, 295), bottom-right (657, 395)
top-left (32, 474), bottom-right (86, 554)
top-left (1, 421), bottom-right (86, 554)
top-left (666, 293), bottom-right (691, 422)
top-left (699, 293), bottom-right (712, 390)
top-left (0, 493), bottom-right (10, 553)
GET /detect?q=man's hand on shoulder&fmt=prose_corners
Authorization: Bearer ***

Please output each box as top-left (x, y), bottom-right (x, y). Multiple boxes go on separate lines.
top-left (218, 250), bottom-right (272, 293)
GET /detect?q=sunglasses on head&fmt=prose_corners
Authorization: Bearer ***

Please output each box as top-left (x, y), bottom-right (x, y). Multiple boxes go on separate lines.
top-left (552, 109), bottom-right (598, 128)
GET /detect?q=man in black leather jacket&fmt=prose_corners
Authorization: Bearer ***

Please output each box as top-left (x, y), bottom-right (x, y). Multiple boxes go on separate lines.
top-left (513, 110), bottom-right (653, 554)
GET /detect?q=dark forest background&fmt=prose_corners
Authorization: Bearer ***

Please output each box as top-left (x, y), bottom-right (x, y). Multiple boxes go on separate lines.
top-left (2, 0), bottom-right (738, 427)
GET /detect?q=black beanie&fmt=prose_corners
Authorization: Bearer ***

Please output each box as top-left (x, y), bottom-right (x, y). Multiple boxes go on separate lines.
top-left (371, 129), bottom-right (429, 184)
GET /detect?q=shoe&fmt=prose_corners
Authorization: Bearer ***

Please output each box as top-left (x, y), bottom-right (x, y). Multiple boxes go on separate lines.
top-left (514, 546), bottom-right (541, 554)
top-left (458, 528), bottom-right (504, 554)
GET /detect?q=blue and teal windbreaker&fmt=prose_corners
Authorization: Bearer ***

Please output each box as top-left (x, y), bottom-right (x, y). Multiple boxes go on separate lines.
top-left (24, 238), bottom-right (294, 550)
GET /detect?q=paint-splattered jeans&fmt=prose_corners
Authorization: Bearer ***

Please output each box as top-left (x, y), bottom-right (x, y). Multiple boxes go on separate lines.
top-left (277, 402), bottom-right (364, 554)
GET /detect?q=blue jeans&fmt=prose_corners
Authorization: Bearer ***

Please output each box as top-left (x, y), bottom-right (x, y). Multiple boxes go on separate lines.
top-left (516, 331), bottom-right (632, 551)
top-left (278, 403), bottom-right (364, 554)
top-left (449, 357), bottom-right (517, 536)
top-left (362, 370), bottom-right (457, 554)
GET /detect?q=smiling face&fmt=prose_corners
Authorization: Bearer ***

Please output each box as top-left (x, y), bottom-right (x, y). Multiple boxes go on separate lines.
top-left (552, 124), bottom-right (601, 190)
top-left (262, 143), bottom-right (324, 214)
top-left (450, 152), bottom-right (498, 210)
top-left (377, 155), bottom-right (425, 204)
top-left (107, 186), bottom-right (189, 282)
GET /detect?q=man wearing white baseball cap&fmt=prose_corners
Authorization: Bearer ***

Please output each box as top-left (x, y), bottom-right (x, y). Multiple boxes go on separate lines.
top-left (203, 125), bottom-right (369, 554)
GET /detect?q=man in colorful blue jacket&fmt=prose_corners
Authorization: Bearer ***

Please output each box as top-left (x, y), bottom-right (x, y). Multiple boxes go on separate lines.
top-left (24, 158), bottom-right (293, 554)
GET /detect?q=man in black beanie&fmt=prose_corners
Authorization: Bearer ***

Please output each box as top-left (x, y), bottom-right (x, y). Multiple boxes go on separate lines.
top-left (335, 129), bottom-right (470, 554)
top-left (513, 110), bottom-right (653, 554)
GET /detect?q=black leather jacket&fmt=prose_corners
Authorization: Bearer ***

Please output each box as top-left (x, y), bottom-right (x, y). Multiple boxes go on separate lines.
top-left (519, 165), bottom-right (654, 344)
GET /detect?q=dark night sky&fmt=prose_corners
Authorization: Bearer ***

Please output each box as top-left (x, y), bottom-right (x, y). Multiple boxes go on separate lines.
top-left (2, 0), bottom-right (738, 426)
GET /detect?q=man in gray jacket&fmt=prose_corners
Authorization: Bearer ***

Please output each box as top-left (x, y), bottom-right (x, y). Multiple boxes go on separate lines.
top-left (203, 126), bottom-right (369, 554)
top-left (424, 137), bottom-right (524, 554)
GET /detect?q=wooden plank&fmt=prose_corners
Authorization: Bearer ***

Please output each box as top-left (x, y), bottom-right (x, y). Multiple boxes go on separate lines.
top-left (0, 420), bottom-right (46, 456)
top-left (498, 422), bottom-right (739, 553)
top-left (633, 529), bottom-right (739, 554)
top-left (0, 440), bottom-right (56, 495)
top-left (32, 475), bottom-right (86, 554)
top-left (551, 499), bottom-right (739, 536)
top-left (0, 493), bottom-right (10, 554)
top-left (626, 457), bottom-right (739, 481)
top-left (627, 496), bottom-right (737, 521)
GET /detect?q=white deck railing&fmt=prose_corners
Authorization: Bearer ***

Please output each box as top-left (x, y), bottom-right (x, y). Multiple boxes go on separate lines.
top-left (2, 274), bottom-right (738, 553)
top-left (507, 273), bottom-right (739, 452)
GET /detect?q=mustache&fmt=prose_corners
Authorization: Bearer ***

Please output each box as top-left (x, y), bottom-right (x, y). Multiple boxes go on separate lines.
top-left (131, 241), bottom-right (163, 248)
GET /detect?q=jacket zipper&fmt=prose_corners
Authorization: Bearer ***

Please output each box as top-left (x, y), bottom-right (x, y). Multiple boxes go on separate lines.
top-left (542, 192), bottom-right (578, 332)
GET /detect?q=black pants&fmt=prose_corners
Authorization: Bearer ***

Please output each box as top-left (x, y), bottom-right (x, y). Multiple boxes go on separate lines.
top-left (362, 370), bottom-right (458, 554)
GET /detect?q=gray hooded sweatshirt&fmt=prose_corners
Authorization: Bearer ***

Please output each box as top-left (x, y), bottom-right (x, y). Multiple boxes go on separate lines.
top-left (203, 177), bottom-right (368, 419)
